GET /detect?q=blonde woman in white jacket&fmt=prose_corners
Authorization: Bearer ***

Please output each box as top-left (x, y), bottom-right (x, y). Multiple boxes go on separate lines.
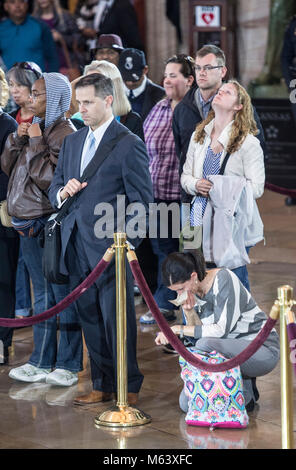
top-left (181, 80), bottom-right (265, 291)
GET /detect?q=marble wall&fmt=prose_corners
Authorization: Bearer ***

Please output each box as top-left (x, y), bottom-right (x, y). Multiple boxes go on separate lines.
top-left (236, 0), bottom-right (270, 87)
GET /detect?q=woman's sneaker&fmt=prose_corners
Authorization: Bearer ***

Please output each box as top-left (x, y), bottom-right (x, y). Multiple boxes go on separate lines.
top-left (9, 364), bottom-right (51, 383)
top-left (46, 369), bottom-right (78, 387)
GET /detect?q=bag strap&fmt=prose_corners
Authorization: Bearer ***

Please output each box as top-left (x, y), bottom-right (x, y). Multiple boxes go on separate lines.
top-left (55, 130), bottom-right (128, 222)
top-left (219, 152), bottom-right (231, 175)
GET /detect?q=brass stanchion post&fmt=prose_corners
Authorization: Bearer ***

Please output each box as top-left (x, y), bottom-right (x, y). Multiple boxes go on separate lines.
top-left (278, 285), bottom-right (294, 449)
top-left (94, 233), bottom-right (151, 428)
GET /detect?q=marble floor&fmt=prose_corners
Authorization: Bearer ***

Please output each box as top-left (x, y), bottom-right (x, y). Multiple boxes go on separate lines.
top-left (0, 189), bottom-right (296, 451)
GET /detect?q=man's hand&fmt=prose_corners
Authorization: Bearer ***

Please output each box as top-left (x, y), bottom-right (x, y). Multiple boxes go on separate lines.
top-left (60, 178), bottom-right (88, 201)
top-left (17, 122), bottom-right (31, 137)
top-left (195, 178), bottom-right (213, 197)
top-left (28, 123), bottom-right (42, 138)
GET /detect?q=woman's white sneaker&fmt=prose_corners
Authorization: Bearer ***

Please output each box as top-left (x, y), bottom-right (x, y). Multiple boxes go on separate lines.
top-left (9, 364), bottom-right (51, 383)
top-left (45, 369), bottom-right (78, 387)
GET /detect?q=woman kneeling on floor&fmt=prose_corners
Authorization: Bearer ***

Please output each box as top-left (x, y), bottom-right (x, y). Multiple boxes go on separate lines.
top-left (155, 250), bottom-right (280, 412)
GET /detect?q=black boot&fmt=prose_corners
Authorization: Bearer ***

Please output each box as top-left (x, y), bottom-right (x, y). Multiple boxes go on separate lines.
top-left (246, 399), bottom-right (255, 412)
top-left (252, 377), bottom-right (260, 401)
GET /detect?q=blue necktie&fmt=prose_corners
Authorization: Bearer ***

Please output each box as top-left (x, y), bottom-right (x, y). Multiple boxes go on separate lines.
top-left (81, 132), bottom-right (96, 175)
top-left (129, 89), bottom-right (135, 100)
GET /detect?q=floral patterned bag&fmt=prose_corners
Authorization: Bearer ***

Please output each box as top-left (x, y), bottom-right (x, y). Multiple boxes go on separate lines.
top-left (179, 349), bottom-right (249, 430)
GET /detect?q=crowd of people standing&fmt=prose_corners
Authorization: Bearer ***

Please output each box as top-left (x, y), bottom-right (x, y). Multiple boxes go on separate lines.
top-left (0, 0), bottom-right (281, 414)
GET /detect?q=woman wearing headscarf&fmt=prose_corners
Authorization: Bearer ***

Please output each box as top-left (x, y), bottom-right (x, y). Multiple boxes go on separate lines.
top-left (1, 73), bottom-right (83, 385)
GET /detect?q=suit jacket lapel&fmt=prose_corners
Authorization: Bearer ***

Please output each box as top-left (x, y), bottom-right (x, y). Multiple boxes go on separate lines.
top-left (90, 118), bottom-right (117, 162)
top-left (74, 127), bottom-right (89, 179)
top-left (80, 119), bottom-right (119, 180)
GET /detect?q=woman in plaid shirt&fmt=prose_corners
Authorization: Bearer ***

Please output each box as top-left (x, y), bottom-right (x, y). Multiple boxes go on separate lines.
top-left (140, 54), bottom-right (196, 325)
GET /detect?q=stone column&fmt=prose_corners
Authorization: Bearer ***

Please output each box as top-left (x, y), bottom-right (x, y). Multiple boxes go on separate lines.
top-left (236, 0), bottom-right (270, 87)
top-left (145, 0), bottom-right (180, 84)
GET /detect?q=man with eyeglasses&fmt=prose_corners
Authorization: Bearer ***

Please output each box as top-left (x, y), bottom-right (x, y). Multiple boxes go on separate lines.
top-left (172, 44), bottom-right (266, 190)
top-left (0, 0), bottom-right (59, 72)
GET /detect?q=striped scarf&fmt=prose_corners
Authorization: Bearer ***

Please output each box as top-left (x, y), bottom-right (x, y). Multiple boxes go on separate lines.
top-left (33, 73), bottom-right (72, 129)
top-left (190, 145), bottom-right (222, 227)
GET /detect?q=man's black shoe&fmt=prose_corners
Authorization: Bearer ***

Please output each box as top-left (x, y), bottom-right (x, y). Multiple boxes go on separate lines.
top-left (285, 197), bottom-right (296, 206)
top-left (251, 377), bottom-right (260, 401)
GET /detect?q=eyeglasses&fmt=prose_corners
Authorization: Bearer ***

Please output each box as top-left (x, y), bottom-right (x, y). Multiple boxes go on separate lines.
top-left (30, 92), bottom-right (46, 100)
top-left (194, 65), bottom-right (223, 73)
top-left (12, 62), bottom-right (41, 79)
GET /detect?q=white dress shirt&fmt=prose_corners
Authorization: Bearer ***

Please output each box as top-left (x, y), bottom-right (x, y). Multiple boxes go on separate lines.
top-left (124, 75), bottom-right (147, 98)
top-left (57, 116), bottom-right (114, 207)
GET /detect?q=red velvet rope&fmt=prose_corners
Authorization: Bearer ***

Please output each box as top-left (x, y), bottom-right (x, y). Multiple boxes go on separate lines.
top-left (265, 182), bottom-right (296, 198)
top-left (129, 258), bottom-right (277, 372)
top-left (0, 255), bottom-right (112, 328)
top-left (286, 323), bottom-right (296, 377)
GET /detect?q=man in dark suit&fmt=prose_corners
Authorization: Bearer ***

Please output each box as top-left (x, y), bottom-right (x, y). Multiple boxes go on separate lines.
top-left (118, 48), bottom-right (165, 122)
top-left (48, 73), bottom-right (153, 405)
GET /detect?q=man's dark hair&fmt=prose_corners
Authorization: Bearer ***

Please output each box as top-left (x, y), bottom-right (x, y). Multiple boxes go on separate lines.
top-left (196, 45), bottom-right (226, 66)
top-left (162, 250), bottom-right (206, 286)
top-left (75, 73), bottom-right (114, 99)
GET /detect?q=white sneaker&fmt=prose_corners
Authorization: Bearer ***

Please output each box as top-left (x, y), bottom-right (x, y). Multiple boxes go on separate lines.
top-left (45, 369), bottom-right (78, 387)
top-left (9, 364), bottom-right (51, 383)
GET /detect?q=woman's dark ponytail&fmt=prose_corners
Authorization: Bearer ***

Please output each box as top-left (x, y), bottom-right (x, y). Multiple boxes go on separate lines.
top-left (161, 250), bottom-right (206, 286)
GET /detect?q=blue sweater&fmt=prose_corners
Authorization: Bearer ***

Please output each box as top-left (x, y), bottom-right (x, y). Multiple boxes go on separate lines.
top-left (0, 16), bottom-right (59, 72)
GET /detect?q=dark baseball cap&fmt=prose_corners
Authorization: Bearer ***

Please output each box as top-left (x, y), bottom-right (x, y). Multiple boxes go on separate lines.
top-left (95, 34), bottom-right (124, 52)
top-left (118, 48), bottom-right (146, 82)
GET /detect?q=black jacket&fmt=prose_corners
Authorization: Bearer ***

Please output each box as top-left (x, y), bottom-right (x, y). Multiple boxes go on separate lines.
top-left (99, 0), bottom-right (144, 50)
top-left (120, 110), bottom-right (144, 141)
top-left (48, 118), bottom-right (153, 271)
top-left (0, 112), bottom-right (18, 238)
top-left (141, 79), bottom-right (165, 122)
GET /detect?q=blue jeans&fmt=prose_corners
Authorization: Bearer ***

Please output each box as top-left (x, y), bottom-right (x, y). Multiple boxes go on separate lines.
top-left (150, 199), bottom-right (180, 311)
top-left (15, 246), bottom-right (32, 317)
top-left (20, 237), bottom-right (83, 372)
top-left (231, 247), bottom-right (251, 292)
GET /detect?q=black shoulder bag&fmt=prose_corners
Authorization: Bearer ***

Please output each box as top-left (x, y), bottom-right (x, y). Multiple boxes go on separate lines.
top-left (41, 131), bottom-right (128, 284)
top-left (219, 151), bottom-right (231, 176)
